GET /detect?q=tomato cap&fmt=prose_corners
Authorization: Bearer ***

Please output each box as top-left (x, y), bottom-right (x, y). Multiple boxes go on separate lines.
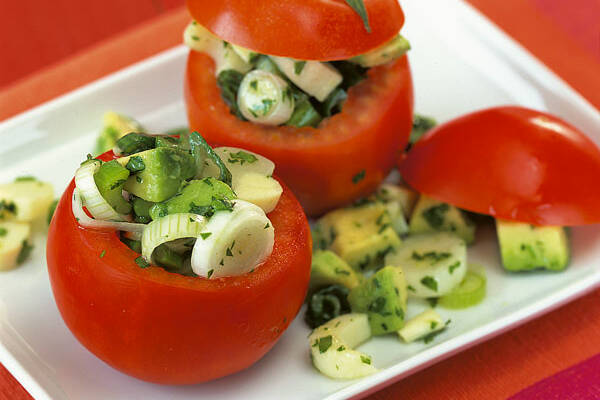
top-left (186, 0), bottom-right (405, 61)
top-left (401, 106), bottom-right (600, 226)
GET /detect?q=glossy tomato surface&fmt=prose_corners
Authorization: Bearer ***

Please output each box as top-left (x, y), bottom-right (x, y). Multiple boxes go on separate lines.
top-left (47, 177), bottom-right (312, 384)
top-left (401, 106), bottom-right (600, 225)
top-left (186, 0), bottom-right (405, 61)
top-left (185, 52), bottom-right (414, 216)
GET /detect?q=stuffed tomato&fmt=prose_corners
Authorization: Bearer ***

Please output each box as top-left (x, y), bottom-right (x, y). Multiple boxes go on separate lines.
top-left (47, 132), bottom-right (311, 384)
top-left (400, 106), bottom-right (600, 272)
top-left (183, 0), bottom-right (414, 216)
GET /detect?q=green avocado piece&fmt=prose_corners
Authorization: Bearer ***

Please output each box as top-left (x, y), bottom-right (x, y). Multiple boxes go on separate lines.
top-left (131, 197), bottom-right (154, 223)
top-left (496, 219), bottom-right (570, 272)
top-left (309, 251), bottom-right (364, 294)
top-left (149, 177), bottom-right (235, 220)
top-left (348, 266), bottom-right (408, 336)
top-left (316, 202), bottom-right (402, 271)
top-left (123, 147), bottom-right (195, 202)
top-left (409, 195), bottom-right (476, 245)
top-left (93, 160), bottom-right (131, 215)
top-left (350, 34), bottom-right (410, 68)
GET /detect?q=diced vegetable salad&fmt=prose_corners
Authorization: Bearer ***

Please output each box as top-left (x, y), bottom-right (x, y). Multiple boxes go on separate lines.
top-left (74, 128), bottom-right (283, 279)
top-left (0, 177), bottom-right (55, 270)
top-left (184, 21), bottom-right (410, 128)
top-left (305, 116), bottom-right (571, 379)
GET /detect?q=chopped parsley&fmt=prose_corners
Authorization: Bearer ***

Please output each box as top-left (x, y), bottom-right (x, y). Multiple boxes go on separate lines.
top-left (318, 335), bottom-right (333, 353)
top-left (422, 204), bottom-right (449, 229)
top-left (264, 223), bottom-right (270, 229)
top-left (407, 285), bottom-right (416, 292)
top-left (294, 61), bottom-right (307, 75)
top-left (200, 232), bottom-right (212, 240)
top-left (360, 355), bottom-right (372, 365)
top-left (337, 345), bottom-right (346, 352)
top-left (16, 240), bottom-right (34, 265)
top-left (14, 176), bottom-right (37, 182)
top-left (0, 200), bottom-right (17, 218)
top-left (367, 297), bottom-right (387, 314)
top-left (426, 297), bottom-right (439, 308)
top-left (99, 250), bottom-right (106, 258)
top-left (411, 251), bottom-right (451, 264)
top-left (421, 276), bottom-right (438, 292)
top-left (228, 151), bottom-right (258, 165)
top-left (126, 156), bottom-right (145, 173)
top-left (423, 320), bottom-right (450, 344)
top-left (135, 256), bottom-right (150, 269)
top-left (448, 261), bottom-right (461, 274)
top-left (352, 170), bottom-right (366, 184)
top-left (0, 228), bottom-right (7, 236)
top-left (207, 269), bottom-right (214, 278)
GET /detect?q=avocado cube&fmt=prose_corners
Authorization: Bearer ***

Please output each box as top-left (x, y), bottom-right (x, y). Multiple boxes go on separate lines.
top-left (350, 34), bottom-right (411, 68)
top-left (309, 251), bottom-right (364, 293)
top-left (318, 202), bottom-right (402, 271)
top-left (496, 219), bottom-right (570, 272)
top-left (156, 178), bottom-right (235, 218)
top-left (123, 147), bottom-right (196, 202)
top-left (410, 195), bottom-right (475, 245)
top-left (348, 266), bottom-right (408, 335)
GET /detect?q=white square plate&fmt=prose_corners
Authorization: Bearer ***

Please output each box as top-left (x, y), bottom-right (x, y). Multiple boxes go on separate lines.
top-left (1, 1), bottom-right (599, 399)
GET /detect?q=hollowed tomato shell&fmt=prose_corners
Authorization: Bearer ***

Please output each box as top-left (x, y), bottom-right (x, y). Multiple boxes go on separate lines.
top-left (186, 0), bottom-right (405, 61)
top-left (47, 171), bottom-right (312, 384)
top-left (185, 52), bottom-right (414, 216)
top-left (400, 106), bottom-right (600, 226)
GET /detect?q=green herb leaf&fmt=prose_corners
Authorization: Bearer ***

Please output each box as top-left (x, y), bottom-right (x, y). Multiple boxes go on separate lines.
top-left (360, 355), bottom-right (372, 365)
top-left (408, 114), bottom-right (437, 149)
top-left (352, 170), bottom-right (366, 184)
top-left (412, 251), bottom-right (451, 264)
top-left (17, 240), bottom-right (34, 265)
top-left (344, 0), bottom-right (371, 33)
top-left (200, 232), bottom-right (212, 240)
top-left (448, 261), bottom-right (461, 274)
top-left (100, 250), bottom-right (106, 258)
top-left (0, 228), bottom-right (7, 236)
top-left (14, 176), bottom-right (37, 182)
top-left (135, 256), bottom-right (150, 269)
top-left (318, 335), bottom-right (333, 353)
top-left (126, 156), bottom-right (146, 173)
top-left (207, 269), bottom-right (214, 278)
top-left (294, 61), bottom-right (307, 75)
top-left (228, 151), bottom-right (258, 165)
top-left (421, 276), bottom-right (438, 292)
top-left (216, 70), bottom-right (246, 120)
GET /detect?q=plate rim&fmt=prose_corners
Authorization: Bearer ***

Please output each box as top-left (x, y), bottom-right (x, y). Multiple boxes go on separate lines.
top-left (1, 1), bottom-right (599, 399)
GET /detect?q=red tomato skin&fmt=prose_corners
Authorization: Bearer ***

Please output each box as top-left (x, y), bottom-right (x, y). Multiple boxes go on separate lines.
top-left (185, 51), bottom-right (414, 216)
top-left (400, 106), bottom-right (600, 226)
top-left (47, 179), bottom-right (312, 384)
top-left (186, 0), bottom-right (405, 61)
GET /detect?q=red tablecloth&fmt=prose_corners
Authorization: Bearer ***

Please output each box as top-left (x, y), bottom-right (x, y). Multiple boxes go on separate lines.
top-left (1, 1), bottom-right (599, 399)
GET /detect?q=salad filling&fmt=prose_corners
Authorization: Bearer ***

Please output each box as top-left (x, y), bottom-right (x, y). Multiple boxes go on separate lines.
top-left (72, 131), bottom-right (281, 279)
top-left (183, 21), bottom-right (410, 128)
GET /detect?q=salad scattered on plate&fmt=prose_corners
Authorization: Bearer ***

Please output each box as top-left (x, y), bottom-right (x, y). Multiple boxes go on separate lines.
top-left (0, 0), bottom-right (598, 390)
top-left (183, 0), bottom-right (414, 216)
top-left (304, 106), bottom-right (600, 379)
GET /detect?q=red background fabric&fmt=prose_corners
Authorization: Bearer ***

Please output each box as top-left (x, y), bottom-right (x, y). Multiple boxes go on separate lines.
top-left (0, 1), bottom-right (599, 399)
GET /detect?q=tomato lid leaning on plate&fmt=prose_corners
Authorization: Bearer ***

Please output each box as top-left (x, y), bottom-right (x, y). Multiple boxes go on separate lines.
top-left (186, 0), bottom-right (405, 61)
top-left (400, 106), bottom-right (600, 226)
